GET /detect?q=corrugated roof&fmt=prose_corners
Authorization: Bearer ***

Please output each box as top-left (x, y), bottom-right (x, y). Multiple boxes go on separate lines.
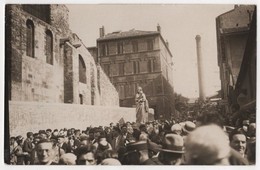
top-left (97, 29), bottom-right (159, 41)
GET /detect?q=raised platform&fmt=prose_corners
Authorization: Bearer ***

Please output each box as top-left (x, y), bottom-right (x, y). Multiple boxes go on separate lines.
top-left (9, 101), bottom-right (136, 137)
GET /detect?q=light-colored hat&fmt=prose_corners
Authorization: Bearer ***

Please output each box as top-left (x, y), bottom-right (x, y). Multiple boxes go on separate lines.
top-left (160, 134), bottom-right (184, 153)
top-left (100, 158), bottom-right (121, 165)
top-left (184, 124), bottom-right (230, 165)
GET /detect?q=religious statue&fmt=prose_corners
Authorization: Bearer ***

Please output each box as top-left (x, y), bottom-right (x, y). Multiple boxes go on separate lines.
top-left (135, 86), bottom-right (149, 124)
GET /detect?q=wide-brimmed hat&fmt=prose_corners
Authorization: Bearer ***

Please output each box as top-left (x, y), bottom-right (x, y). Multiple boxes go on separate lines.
top-left (182, 121), bottom-right (196, 134)
top-left (126, 141), bottom-right (148, 152)
top-left (147, 140), bottom-right (162, 153)
top-left (160, 134), bottom-right (184, 154)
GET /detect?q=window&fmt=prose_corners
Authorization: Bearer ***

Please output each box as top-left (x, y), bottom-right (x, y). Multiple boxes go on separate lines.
top-left (147, 59), bottom-right (155, 73)
top-left (147, 40), bottom-right (153, 51)
top-left (26, 20), bottom-right (34, 57)
top-left (79, 55), bottom-right (86, 83)
top-left (79, 94), bottom-right (83, 104)
top-left (133, 61), bottom-right (140, 74)
top-left (100, 43), bottom-right (109, 56)
top-left (45, 30), bottom-right (53, 65)
top-left (132, 41), bottom-right (138, 53)
top-left (117, 42), bottom-right (123, 54)
top-left (119, 63), bottom-right (125, 76)
top-left (104, 64), bottom-right (110, 76)
top-left (23, 5), bottom-right (50, 23)
top-left (119, 85), bottom-right (125, 99)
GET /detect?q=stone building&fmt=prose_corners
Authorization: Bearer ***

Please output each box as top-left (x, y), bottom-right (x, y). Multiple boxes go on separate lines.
top-left (94, 25), bottom-right (175, 120)
top-left (216, 5), bottom-right (256, 115)
top-left (5, 4), bottom-right (119, 106)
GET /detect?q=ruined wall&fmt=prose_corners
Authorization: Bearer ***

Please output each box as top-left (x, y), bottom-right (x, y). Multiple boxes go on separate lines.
top-left (9, 101), bottom-right (134, 137)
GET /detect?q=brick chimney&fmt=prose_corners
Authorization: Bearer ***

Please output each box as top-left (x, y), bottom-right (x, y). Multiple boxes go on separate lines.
top-left (99, 26), bottom-right (105, 38)
top-left (157, 24), bottom-right (161, 33)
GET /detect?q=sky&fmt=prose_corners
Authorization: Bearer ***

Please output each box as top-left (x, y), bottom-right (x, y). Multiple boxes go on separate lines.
top-left (66, 4), bottom-right (234, 99)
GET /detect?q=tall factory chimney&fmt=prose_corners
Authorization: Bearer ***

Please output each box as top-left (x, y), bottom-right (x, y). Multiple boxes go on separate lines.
top-left (195, 35), bottom-right (205, 101)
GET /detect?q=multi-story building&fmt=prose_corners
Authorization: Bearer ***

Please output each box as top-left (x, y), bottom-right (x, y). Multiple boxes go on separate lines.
top-left (5, 4), bottom-right (119, 106)
top-left (216, 5), bottom-right (256, 116)
top-left (95, 25), bottom-right (175, 120)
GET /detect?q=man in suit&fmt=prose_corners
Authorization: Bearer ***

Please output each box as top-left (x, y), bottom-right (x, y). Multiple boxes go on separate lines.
top-left (23, 132), bottom-right (34, 165)
top-left (111, 127), bottom-right (125, 152)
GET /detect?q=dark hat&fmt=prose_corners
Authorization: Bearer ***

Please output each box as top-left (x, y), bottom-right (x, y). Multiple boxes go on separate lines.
top-left (161, 134), bottom-right (184, 153)
top-left (57, 135), bottom-right (65, 138)
top-left (126, 141), bottom-right (148, 152)
top-left (147, 140), bottom-right (162, 153)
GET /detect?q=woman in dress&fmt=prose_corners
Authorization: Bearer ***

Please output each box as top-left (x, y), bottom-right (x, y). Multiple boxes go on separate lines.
top-left (135, 87), bottom-right (148, 124)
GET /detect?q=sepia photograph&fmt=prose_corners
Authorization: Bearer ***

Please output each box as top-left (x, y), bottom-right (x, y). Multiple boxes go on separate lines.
top-left (3, 0), bottom-right (257, 166)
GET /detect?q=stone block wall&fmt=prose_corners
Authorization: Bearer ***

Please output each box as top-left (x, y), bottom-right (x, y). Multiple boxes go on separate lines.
top-left (9, 101), bottom-right (135, 137)
top-left (6, 4), bottom-right (119, 106)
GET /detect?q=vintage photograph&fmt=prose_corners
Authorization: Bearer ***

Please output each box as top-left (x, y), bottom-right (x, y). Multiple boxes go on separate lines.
top-left (4, 3), bottom-right (256, 165)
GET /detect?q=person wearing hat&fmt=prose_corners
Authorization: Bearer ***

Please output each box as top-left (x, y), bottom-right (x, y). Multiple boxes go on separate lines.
top-left (171, 124), bottom-right (182, 135)
top-left (184, 124), bottom-right (248, 165)
top-left (100, 158), bottom-right (121, 165)
top-left (147, 140), bottom-right (163, 165)
top-left (158, 134), bottom-right (184, 165)
top-left (182, 121), bottom-right (196, 136)
top-left (59, 153), bottom-right (77, 165)
top-left (122, 141), bottom-right (156, 165)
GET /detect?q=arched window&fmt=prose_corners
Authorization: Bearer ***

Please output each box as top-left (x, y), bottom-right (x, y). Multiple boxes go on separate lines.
top-left (45, 30), bottom-right (53, 65)
top-left (79, 55), bottom-right (86, 83)
top-left (26, 20), bottom-right (34, 57)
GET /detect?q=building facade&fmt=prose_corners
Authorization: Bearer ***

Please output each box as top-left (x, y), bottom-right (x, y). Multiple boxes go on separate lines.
top-left (216, 5), bottom-right (256, 116)
top-left (96, 26), bottom-right (175, 120)
top-left (5, 4), bottom-right (119, 106)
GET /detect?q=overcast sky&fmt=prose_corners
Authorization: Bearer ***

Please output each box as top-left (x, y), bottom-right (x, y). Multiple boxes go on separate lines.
top-left (66, 4), bottom-right (234, 98)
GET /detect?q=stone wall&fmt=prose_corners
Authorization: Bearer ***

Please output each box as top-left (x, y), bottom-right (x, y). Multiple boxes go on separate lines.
top-left (9, 101), bottom-right (135, 137)
top-left (6, 4), bottom-right (119, 106)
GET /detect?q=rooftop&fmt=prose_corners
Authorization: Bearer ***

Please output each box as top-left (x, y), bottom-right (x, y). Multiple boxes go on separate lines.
top-left (97, 29), bottom-right (160, 41)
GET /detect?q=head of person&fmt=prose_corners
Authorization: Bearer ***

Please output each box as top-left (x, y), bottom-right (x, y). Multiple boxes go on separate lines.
top-left (75, 144), bottom-right (97, 165)
top-left (57, 135), bottom-right (65, 144)
top-left (184, 124), bottom-right (230, 165)
top-left (10, 137), bottom-right (16, 145)
top-left (147, 140), bottom-right (162, 158)
top-left (36, 139), bottom-right (56, 165)
top-left (16, 136), bottom-right (24, 146)
top-left (122, 141), bottom-right (148, 165)
top-left (182, 121), bottom-right (196, 136)
top-left (59, 153), bottom-right (77, 165)
top-left (100, 158), bottom-right (121, 165)
top-left (80, 135), bottom-right (90, 146)
top-left (229, 128), bottom-right (247, 157)
top-left (137, 86), bottom-right (143, 94)
top-left (171, 124), bottom-right (182, 135)
top-left (26, 132), bottom-right (34, 140)
top-left (112, 127), bottom-right (121, 138)
top-left (46, 129), bottom-right (52, 138)
top-left (159, 134), bottom-right (184, 165)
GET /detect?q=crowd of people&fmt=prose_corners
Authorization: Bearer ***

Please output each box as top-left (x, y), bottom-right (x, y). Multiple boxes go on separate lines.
top-left (9, 112), bottom-right (256, 165)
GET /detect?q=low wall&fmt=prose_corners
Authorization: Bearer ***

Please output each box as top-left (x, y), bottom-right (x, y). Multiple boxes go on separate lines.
top-left (9, 101), bottom-right (136, 137)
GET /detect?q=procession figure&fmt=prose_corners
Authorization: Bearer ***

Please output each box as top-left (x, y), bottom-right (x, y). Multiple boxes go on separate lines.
top-left (135, 87), bottom-right (149, 124)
